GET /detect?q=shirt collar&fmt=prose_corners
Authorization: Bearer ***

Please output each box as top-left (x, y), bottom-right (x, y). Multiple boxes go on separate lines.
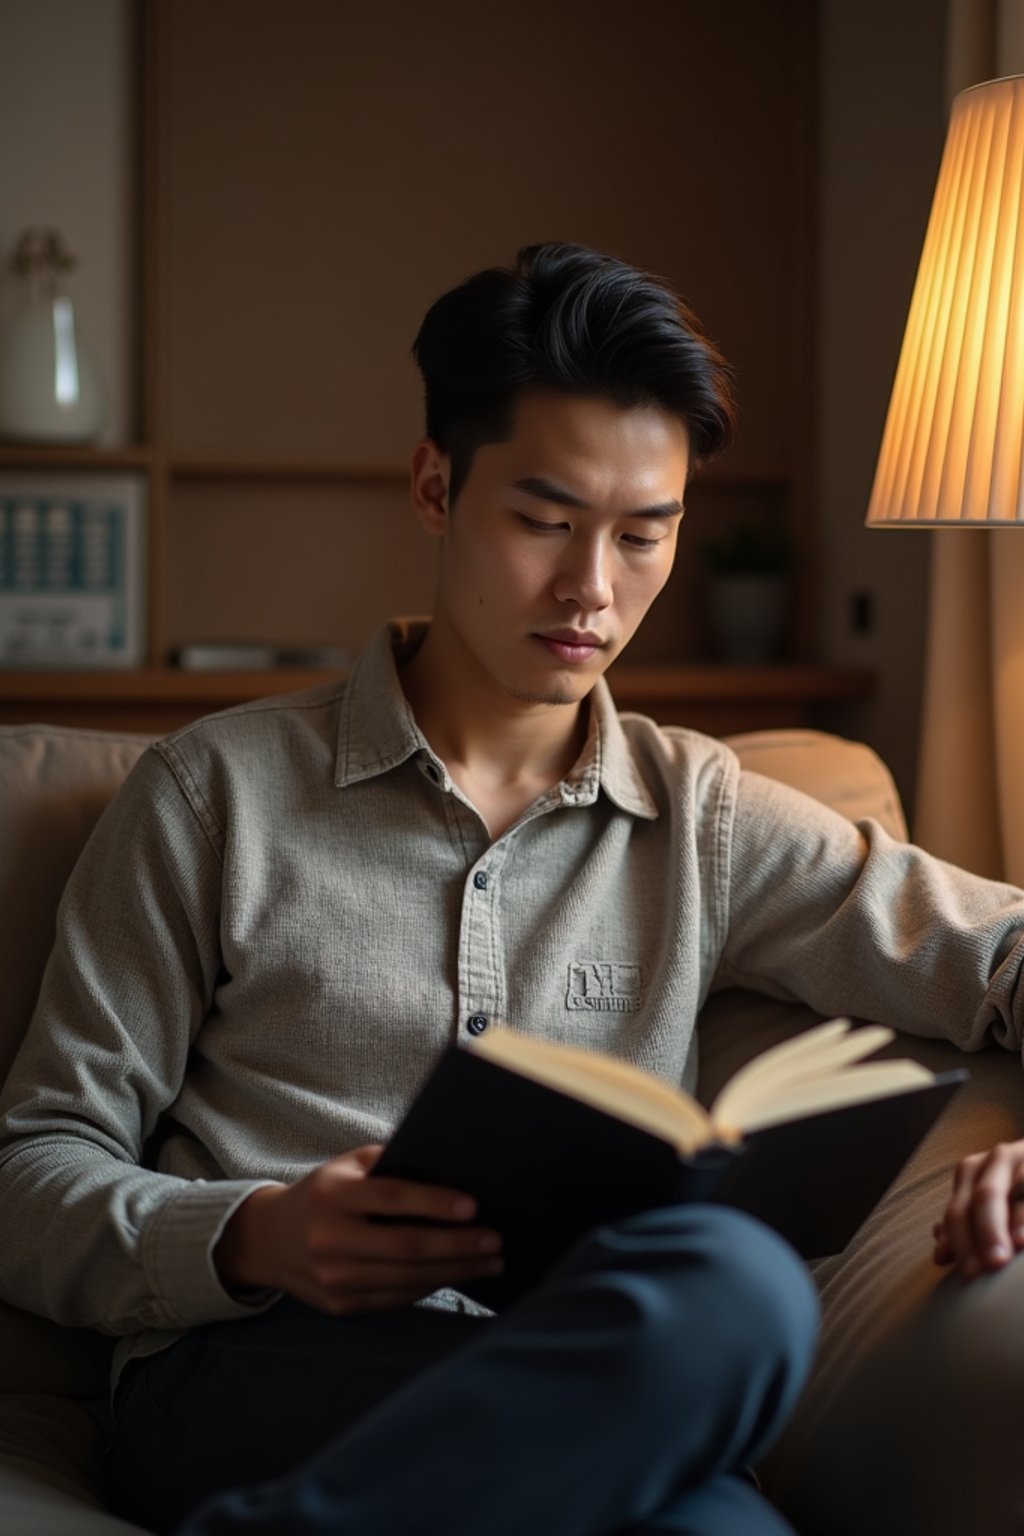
top-left (335, 618), bottom-right (659, 821)
top-left (334, 618), bottom-right (433, 787)
top-left (582, 675), bottom-right (660, 820)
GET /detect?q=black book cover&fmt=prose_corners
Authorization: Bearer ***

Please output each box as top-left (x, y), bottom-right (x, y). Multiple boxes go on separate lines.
top-left (372, 1044), bottom-right (966, 1309)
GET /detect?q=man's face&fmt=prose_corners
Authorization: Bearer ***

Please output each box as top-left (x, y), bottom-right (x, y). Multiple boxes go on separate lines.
top-left (416, 389), bottom-right (690, 707)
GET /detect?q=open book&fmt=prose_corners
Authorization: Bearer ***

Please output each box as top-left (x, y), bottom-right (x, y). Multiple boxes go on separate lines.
top-left (372, 1020), bottom-right (966, 1308)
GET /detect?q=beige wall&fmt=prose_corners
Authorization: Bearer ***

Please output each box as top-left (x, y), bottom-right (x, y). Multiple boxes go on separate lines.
top-left (0, 0), bottom-right (134, 444)
top-left (816, 0), bottom-right (947, 815)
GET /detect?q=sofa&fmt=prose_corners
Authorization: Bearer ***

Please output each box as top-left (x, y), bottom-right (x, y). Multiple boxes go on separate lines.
top-left (0, 721), bottom-right (1021, 1535)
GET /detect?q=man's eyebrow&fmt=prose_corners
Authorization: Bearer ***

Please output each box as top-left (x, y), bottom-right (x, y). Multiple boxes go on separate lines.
top-left (509, 475), bottom-right (684, 519)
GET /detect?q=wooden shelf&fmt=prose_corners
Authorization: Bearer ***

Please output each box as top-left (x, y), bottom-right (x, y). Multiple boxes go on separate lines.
top-left (0, 668), bottom-right (335, 735)
top-left (0, 669), bottom-right (335, 702)
top-left (607, 663), bottom-right (873, 731)
top-left (0, 664), bottom-right (874, 738)
top-left (0, 444), bottom-right (154, 471)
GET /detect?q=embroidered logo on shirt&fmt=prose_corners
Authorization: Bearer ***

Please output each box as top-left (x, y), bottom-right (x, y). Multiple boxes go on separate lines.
top-left (566, 962), bottom-right (643, 1013)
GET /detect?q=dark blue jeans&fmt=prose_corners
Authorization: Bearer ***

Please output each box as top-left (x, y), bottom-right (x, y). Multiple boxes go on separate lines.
top-left (107, 1205), bottom-right (817, 1536)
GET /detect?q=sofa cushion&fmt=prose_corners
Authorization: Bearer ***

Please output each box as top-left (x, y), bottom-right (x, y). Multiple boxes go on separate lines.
top-left (0, 726), bottom-right (151, 1085)
top-left (0, 729), bottom-right (151, 1418)
top-left (0, 1396), bottom-right (151, 1534)
top-left (0, 1302), bottom-right (112, 1399)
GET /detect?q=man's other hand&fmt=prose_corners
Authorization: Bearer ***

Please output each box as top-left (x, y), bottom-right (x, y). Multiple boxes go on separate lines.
top-left (213, 1145), bottom-right (503, 1313)
top-left (933, 1139), bottom-right (1024, 1280)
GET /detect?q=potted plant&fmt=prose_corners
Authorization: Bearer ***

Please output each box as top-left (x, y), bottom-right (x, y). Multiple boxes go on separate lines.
top-left (698, 524), bottom-right (792, 664)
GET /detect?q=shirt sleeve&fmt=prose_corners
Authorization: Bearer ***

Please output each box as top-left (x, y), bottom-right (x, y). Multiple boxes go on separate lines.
top-left (716, 766), bottom-right (1024, 1058)
top-left (0, 746), bottom-right (281, 1335)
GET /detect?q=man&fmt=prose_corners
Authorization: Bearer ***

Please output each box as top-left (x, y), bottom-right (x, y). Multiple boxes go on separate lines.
top-left (1, 243), bottom-right (1023, 1536)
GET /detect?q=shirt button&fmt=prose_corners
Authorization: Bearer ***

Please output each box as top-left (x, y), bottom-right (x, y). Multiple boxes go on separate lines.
top-left (473, 870), bottom-right (489, 890)
top-left (467, 1014), bottom-right (489, 1036)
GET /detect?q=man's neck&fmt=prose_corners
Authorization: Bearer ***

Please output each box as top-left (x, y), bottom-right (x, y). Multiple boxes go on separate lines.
top-left (399, 617), bottom-right (589, 797)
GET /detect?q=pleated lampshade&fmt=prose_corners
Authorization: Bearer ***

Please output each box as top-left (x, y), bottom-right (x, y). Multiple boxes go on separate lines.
top-left (867, 74), bottom-right (1024, 526)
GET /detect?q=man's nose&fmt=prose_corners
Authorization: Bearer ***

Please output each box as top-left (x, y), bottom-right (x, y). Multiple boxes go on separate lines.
top-left (552, 537), bottom-right (617, 608)
top-left (553, 537), bottom-right (614, 610)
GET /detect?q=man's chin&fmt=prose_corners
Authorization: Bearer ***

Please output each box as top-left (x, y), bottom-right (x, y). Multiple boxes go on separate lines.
top-left (506, 670), bottom-right (599, 707)
top-left (512, 662), bottom-right (619, 706)
top-left (507, 685), bottom-right (582, 707)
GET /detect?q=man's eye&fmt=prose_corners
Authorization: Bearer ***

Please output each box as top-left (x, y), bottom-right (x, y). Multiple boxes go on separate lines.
top-left (621, 534), bottom-right (663, 549)
top-left (518, 514), bottom-right (567, 533)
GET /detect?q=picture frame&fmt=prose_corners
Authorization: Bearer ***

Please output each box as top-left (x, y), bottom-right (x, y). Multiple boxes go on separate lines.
top-left (0, 471), bottom-right (147, 669)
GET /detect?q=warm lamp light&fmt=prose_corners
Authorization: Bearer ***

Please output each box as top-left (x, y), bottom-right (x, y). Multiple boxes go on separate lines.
top-left (867, 74), bottom-right (1024, 527)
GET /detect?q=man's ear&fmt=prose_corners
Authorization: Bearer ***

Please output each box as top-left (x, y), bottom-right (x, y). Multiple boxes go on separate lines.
top-left (410, 439), bottom-right (451, 536)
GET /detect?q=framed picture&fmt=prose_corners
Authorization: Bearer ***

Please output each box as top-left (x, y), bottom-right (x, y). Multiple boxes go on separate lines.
top-left (0, 472), bottom-right (146, 669)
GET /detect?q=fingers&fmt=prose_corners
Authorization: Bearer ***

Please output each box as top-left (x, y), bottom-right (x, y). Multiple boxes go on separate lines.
top-left (294, 1242), bottom-right (505, 1317)
top-left (944, 1151), bottom-right (1004, 1277)
top-left (347, 1144), bottom-right (387, 1172)
top-left (935, 1143), bottom-right (1024, 1280)
top-left (970, 1150), bottom-right (1017, 1268)
top-left (324, 1154), bottom-right (480, 1224)
top-left (339, 1215), bottom-right (502, 1264)
top-left (313, 1168), bottom-right (501, 1259)
top-left (317, 1202), bottom-right (503, 1272)
top-left (342, 1172), bottom-right (478, 1223)
top-left (292, 1153), bottom-right (505, 1313)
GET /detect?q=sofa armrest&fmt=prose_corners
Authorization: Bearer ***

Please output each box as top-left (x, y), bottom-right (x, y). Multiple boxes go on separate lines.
top-left (724, 729), bottom-right (908, 842)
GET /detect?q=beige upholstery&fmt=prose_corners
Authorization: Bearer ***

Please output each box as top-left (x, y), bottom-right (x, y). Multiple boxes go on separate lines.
top-left (0, 728), bottom-right (151, 1083)
top-left (0, 721), bottom-right (1011, 1534)
top-left (726, 727), bottom-right (908, 842)
top-left (0, 728), bottom-right (153, 1536)
top-left (0, 729), bottom-right (152, 1408)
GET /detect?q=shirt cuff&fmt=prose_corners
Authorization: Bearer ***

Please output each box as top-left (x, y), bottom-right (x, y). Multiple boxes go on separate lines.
top-left (140, 1179), bottom-right (284, 1328)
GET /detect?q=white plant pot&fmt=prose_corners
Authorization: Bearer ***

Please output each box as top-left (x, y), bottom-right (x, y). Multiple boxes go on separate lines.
top-left (707, 574), bottom-right (788, 664)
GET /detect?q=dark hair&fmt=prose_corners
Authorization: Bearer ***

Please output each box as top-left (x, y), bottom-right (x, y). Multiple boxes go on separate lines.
top-left (411, 241), bottom-right (736, 507)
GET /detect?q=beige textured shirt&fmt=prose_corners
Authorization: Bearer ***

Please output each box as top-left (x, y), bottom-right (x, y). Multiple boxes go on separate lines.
top-left (3, 618), bottom-right (1024, 1384)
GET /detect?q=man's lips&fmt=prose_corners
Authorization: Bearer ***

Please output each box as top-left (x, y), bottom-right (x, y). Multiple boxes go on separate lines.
top-left (535, 630), bottom-right (607, 662)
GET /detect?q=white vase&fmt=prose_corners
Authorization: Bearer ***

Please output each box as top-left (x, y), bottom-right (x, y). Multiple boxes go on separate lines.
top-left (707, 574), bottom-right (788, 664)
top-left (0, 290), bottom-right (102, 443)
